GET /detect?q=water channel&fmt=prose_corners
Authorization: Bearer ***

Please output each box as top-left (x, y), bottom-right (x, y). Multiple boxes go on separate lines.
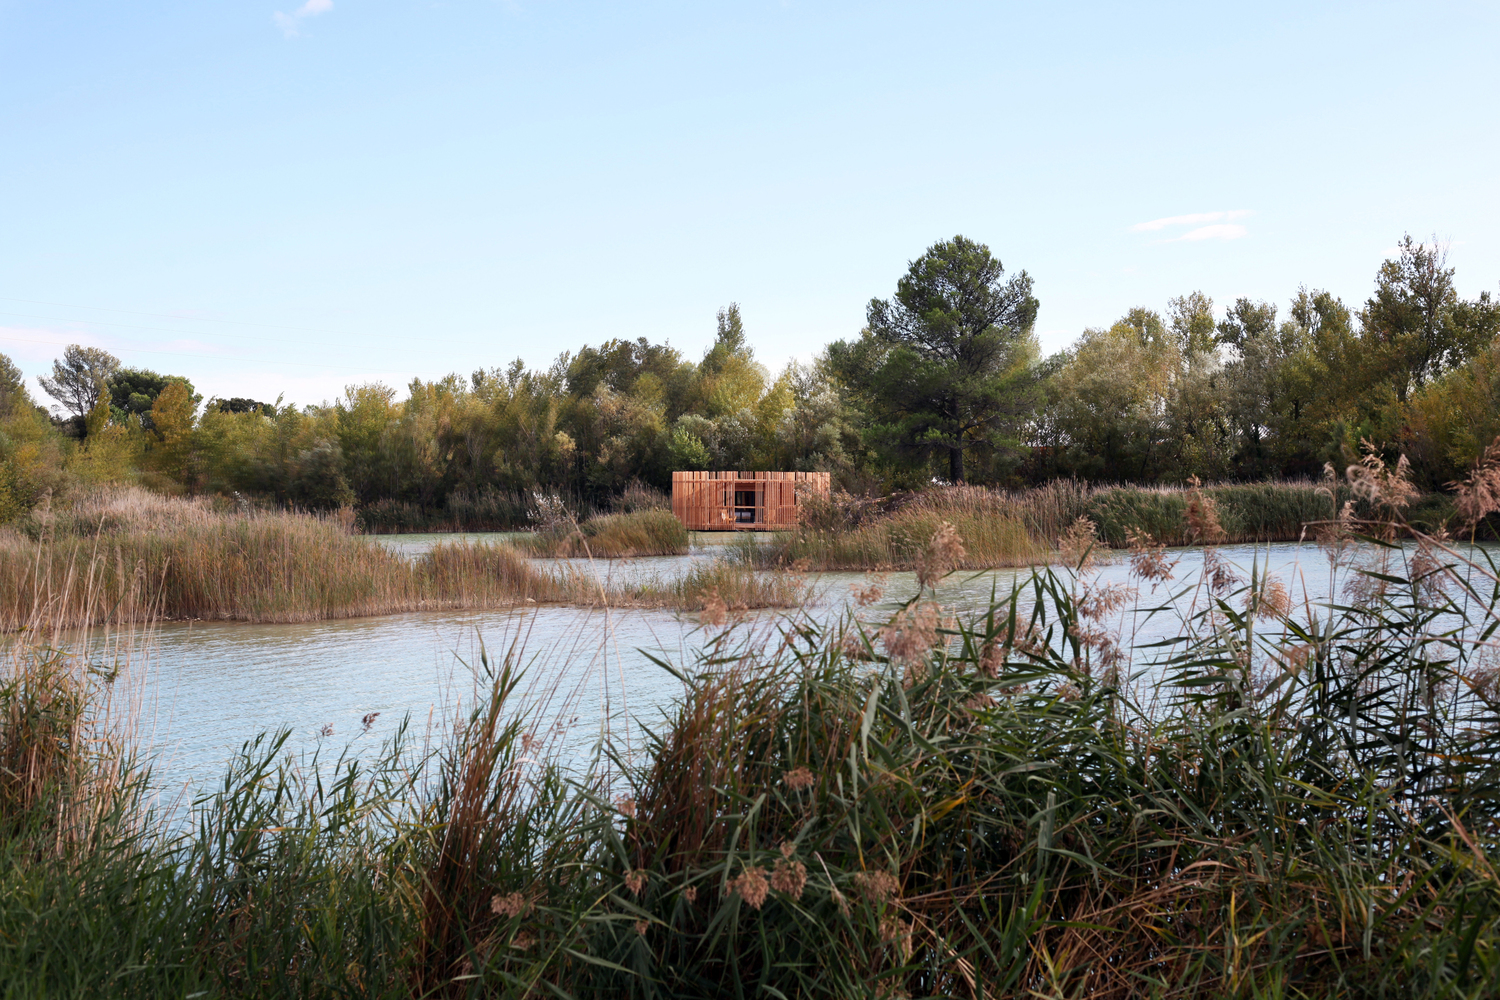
top-left (82, 533), bottom-right (1470, 798)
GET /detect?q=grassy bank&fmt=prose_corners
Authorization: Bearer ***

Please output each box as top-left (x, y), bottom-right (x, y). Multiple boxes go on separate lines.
top-left (0, 490), bottom-right (785, 627)
top-left (4, 509), bottom-right (1499, 997)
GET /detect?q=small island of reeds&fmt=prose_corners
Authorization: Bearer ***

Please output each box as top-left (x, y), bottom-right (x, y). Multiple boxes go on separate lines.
top-left (0, 488), bottom-right (794, 628)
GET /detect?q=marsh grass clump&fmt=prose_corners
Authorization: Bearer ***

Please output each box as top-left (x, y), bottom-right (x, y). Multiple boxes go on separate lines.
top-left (0, 489), bottom-right (721, 627)
top-left (419, 540), bottom-right (583, 605)
top-left (647, 560), bottom-right (807, 612)
top-left (519, 509), bottom-right (689, 558)
top-left (748, 486), bottom-right (1047, 571)
top-left (0, 646), bottom-right (99, 847)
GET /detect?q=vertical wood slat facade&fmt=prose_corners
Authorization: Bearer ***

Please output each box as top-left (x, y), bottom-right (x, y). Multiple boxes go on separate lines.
top-left (670, 471), bottom-right (830, 530)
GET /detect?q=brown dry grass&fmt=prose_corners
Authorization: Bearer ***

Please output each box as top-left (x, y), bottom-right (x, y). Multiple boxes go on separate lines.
top-left (517, 509), bottom-right (689, 558)
top-left (751, 486), bottom-right (1049, 571)
top-left (0, 489), bottom-right (795, 628)
top-left (743, 478), bottom-right (1410, 571)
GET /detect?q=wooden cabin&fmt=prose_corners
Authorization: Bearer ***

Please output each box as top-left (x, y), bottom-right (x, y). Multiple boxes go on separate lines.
top-left (671, 471), bottom-right (831, 531)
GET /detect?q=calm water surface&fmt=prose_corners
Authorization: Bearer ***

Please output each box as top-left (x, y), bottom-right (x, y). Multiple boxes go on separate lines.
top-left (98, 538), bottom-right (1468, 796)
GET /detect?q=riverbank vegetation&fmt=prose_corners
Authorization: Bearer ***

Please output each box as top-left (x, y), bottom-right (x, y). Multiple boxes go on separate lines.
top-left (7, 234), bottom-right (1498, 538)
top-left (4, 455), bottom-right (1499, 997)
top-left (737, 476), bottom-right (1469, 571)
top-left (0, 489), bottom-right (793, 627)
top-left (516, 508), bottom-right (688, 558)
top-left (737, 487), bottom-right (1050, 571)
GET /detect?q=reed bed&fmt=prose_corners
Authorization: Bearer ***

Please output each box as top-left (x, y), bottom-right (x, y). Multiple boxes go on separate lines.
top-left (998, 477), bottom-right (1464, 547)
top-left (518, 509), bottom-right (689, 558)
top-left (0, 490), bottom-right (749, 627)
top-left (0, 507), bottom-right (454, 627)
top-left (5, 487), bottom-right (1500, 997)
top-left (744, 479), bottom-right (1468, 572)
top-left (743, 486), bottom-right (1048, 571)
top-left (418, 540), bottom-right (589, 606)
top-left (424, 542), bottom-right (804, 612)
top-left (1076, 480), bottom-right (1349, 546)
top-left (632, 559), bottom-right (808, 613)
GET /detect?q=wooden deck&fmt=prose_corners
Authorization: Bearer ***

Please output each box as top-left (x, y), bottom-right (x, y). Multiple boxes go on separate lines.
top-left (670, 471), bottom-right (831, 531)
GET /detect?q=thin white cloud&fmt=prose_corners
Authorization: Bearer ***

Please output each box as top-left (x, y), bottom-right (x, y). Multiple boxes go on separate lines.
top-left (1132, 209), bottom-right (1251, 233)
top-left (273, 0), bottom-right (333, 37)
top-left (1171, 223), bottom-right (1248, 242)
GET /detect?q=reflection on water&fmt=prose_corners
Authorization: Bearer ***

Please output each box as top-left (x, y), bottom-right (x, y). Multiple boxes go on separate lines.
top-left (86, 539), bottom-right (1477, 797)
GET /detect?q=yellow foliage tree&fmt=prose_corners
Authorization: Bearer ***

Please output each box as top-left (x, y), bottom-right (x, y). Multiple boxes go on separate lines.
top-left (147, 380), bottom-right (198, 489)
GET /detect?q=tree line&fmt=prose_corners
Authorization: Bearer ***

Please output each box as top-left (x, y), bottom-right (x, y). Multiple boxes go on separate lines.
top-left (4, 233), bottom-right (1496, 523)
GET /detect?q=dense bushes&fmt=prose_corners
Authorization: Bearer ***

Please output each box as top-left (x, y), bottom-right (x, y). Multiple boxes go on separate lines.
top-left (359, 487), bottom-right (536, 534)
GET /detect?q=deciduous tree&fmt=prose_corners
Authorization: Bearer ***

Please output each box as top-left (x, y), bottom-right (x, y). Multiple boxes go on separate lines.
top-left (1363, 235), bottom-right (1500, 402)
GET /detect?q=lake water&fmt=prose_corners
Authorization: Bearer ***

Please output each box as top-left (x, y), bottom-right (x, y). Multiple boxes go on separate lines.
top-left (68, 534), bottom-right (1480, 798)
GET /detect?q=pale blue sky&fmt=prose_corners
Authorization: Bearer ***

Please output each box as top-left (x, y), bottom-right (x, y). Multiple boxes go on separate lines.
top-left (2, 1), bottom-right (1497, 407)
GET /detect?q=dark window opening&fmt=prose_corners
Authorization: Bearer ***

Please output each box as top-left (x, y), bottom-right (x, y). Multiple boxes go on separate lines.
top-left (734, 488), bottom-right (759, 523)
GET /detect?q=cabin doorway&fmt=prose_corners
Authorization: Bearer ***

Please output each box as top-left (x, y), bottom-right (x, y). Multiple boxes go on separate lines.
top-left (733, 488), bottom-right (759, 524)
